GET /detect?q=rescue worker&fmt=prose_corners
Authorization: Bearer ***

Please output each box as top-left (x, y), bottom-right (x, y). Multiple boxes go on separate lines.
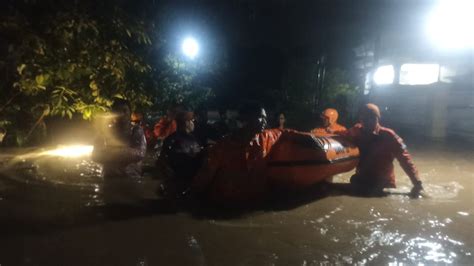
top-left (92, 98), bottom-right (147, 203)
top-left (346, 103), bottom-right (424, 197)
top-left (153, 107), bottom-right (179, 143)
top-left (132, 111), bottom-right (154, 145)
top-left (192, 102), bottom-right (320, 205)
top-left (193, 102), bottom-right (273, 204)
top-left (159, 110), bottom-right (203, 181)
top-left (131, 112), bottom-right (143, 127)
top-left (312, 108), bottom-right (347, 136)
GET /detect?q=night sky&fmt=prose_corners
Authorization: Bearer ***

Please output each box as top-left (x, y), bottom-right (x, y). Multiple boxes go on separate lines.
top-left (3, 0), bottom-right (435, 107)
top-left (139, 0), bottom-right (433, 104)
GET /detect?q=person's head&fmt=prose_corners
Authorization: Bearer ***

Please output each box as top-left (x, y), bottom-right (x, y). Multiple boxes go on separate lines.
top-left (359, 103), bottom-right (381, 133)
top-left (176, 111), bottom-right (195, 133)
top-left (238, 101), bottom-right (267, 134)
top-left (277, 112), bottom-right (286, 129)
top-left (111, 98), bottom-right (131, 128)
top-left (131, 112), bottom-right (143, 126)
top-left (321, 108), bottom-right (339, 127)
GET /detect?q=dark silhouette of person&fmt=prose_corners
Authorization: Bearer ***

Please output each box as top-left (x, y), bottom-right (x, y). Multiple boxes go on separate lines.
top-left (92, 98), bottom-right (147, 203)
top-left (158, 110), bottom-right (203, 195)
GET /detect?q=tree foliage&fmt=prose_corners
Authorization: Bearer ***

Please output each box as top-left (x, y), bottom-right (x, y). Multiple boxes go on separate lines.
top-left (275, 58), bottom-right (361, 130)
top-left (152, 53), bottom-right (217, 113)
top-left (0, 1), bottom-right (222, 146)
top-left (2, 5), bottom-right (153, 116)
top-left (321, 69), bottom-right (362, 125)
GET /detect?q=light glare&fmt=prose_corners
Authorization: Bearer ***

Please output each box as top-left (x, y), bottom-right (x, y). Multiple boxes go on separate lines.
top-left (426, 0), bottom-right (474, 50)
top-left (182, 37), bottom-right (199, 59)
top-left (400, 64), bottom-right (440, 85)
top-left (373, 65), bottom-right (395, 85)
top-left (40, 145), bottom-right (94, 158)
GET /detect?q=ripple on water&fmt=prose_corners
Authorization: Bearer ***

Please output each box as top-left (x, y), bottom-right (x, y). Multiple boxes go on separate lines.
top-left (425, 182), bottom-right (464, 199)
top-left (345, 207), bottom-right (467, 264)
top-left (402, 237), bottom-right (459, 263)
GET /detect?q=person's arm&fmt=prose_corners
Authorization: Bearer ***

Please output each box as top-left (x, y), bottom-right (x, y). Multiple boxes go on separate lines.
top-left (311, 128), bottom-right (328, 136)
top-left (391, 133), bottom-right (423, 194)
top-left (333, 124), bottom-right (348, 135)
top-left (339, 124), bottom-right (361, 142)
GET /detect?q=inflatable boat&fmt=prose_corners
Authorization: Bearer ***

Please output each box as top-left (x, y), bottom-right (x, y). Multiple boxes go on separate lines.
top-left (193, 131), bottom-right (359, 205)
top-left (266, 135), bottom-right (359, 189)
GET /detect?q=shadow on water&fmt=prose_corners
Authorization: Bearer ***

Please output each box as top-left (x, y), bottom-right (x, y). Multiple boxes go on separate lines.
top-left (189, 181), bottom-right (420, 220)
top-left (0, 170), bottom-right (322, 237)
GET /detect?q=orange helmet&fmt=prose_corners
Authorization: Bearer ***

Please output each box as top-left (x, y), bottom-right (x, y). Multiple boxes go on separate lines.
top-left (321, 108), bottom-right (339, 126)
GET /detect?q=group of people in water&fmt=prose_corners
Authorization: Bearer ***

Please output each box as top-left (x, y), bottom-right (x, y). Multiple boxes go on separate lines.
top-left (92, 98), bottom-right (424, 205)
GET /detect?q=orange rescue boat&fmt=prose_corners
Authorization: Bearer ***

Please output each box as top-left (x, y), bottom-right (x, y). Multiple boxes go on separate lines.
top-left (266, 135), bottom-right (359, 189)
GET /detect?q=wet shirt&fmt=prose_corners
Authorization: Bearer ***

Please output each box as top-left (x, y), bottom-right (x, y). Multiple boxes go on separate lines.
top-left (311, 123), bottom-right (347, 136)
top-left (93, 125), bottom-right (147, 179)
top-left (160, 131), bottom-right (203, 179)
top-left (193, 129), bottom-right (283, 203)
top-left (347, 124), bottom-right (419, 188)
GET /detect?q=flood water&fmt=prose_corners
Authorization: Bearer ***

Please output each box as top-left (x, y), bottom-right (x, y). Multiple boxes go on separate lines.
top-left (0, 139), bottom-right (473, 265)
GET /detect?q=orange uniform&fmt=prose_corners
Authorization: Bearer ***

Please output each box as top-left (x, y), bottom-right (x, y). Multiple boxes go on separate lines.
top-left (346, 123), bottom-right (420, 189)
top-left (153, 117), bottom-right (177, 140)
top-left (311, 123), bottom-right (347, 136)
top-left (312, 108), bottom-right (347, 136)
top-left (193, 129), bottom-right (284, 204)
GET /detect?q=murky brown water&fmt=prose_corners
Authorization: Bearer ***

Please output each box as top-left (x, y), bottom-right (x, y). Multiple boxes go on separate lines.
top-left (0, 140), bottom-right (473, 265)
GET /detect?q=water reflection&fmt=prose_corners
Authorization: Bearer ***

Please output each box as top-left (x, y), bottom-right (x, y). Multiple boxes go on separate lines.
top-left (0, 142), bottom-right (473, 265)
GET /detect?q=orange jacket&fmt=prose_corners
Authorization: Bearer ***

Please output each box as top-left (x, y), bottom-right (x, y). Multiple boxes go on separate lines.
top-left (346, 123), bottom-right (419, 188)
top-left (193, 129), bottom-right (321, 204)
top-left (193, 128), bottom-right (283, 204)
top-left (311, 123), bottom-right (347, 136)
top-left (153, 117), bottom-right (177, 140)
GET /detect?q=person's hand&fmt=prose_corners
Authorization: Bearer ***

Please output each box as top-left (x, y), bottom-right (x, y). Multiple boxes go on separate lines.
top-left (410, 180), bottom-right (424, 198)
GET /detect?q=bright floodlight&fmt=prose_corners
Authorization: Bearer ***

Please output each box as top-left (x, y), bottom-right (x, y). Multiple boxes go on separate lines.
top-left (373, 65), bottom-right (395, 85)
top-left (182, 37), bottom-right (199, 59)
top-left (426, 0), bottom-right (474, 50)
top-left (40, 145), bottom-right (94, 158)
top-left (400, 64), bottom-right (440, 85)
